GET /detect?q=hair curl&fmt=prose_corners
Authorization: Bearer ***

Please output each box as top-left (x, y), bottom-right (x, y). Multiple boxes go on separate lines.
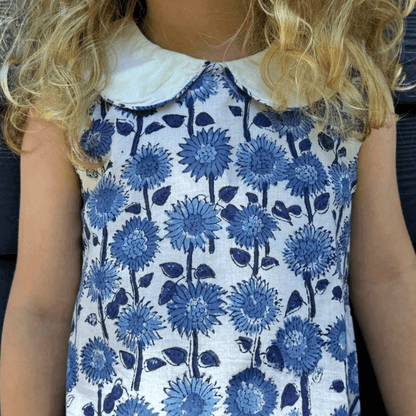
top-left (0, 0), bottom-right (415, 172)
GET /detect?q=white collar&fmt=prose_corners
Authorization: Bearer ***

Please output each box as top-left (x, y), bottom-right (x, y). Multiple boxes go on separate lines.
top-left (95, 16), bottom-right (306, 110)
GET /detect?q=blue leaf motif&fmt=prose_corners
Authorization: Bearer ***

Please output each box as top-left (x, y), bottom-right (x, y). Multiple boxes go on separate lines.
top-left (281, 383), bottom-right (299, 409)
top-left (112, 384), bottom-right (123, 400)
top-left (314, 193), bottom-right (330, 211)
top-left (318, 132), bottom-right (335, 151)
top-left (338, 147), bottom-right (347, 158)
top-left (198, 350), bottom-right (220, 368)
top-left (162, 347), bottom-right (187, 366)
top-left (264, 344), bottom-right (284, 371)
top-left (139, 273), bottom-right (153, 288)
top-left (145, 357), bottom-right (167, 372)
top-left (230, 248), bottom-right (251, 267)
top-left (104, 384), bottom-right (123, 413)
top-left (236, 336), bottom-right (253, 353)
top-left (246, 192), bottom-right (258, 203)
top-left (252, 112), bottom-right (272, 128)
top-left (261, 256), bottom-right (279, 270)
top-left (229, 106), bottom-right (242, 116)
top-left (125, 203), bottom-right (141, 215)
top-left (331, 379), bottom-right (345, 393)
top-left (285, 290), bottom-right (305, 317)
top-left (163, 114), bottom-right (186, 128)
top-left (312, 365), bottom-right (323, 383)
top-left (152, 186), bottom-right (171, 206)
top-left (272, 201), bottom-right (291, 221)
top-left (115, 288), bottom-right (128, 305)
top-left (194, 264), bottom-right (216, 279)
top-left (83, 403), bottom-right (95, 416)
top-left (219, 186), bottom-right (239, 203)
top-left (159, 280), bottom-right (177, 305)
top-left (196, 112), bottom-right (214, 126)
top-left (120, 350), bottom-right (135, 369)
top-left (103, 390), bottom-right (116, 413)
top-left (66, 396), bottom-right (75, 410)
top-left (93, 234), bottom-right (99, 246)
top-left (77, 304), bottom-right (83, 318)
top-left (221, 204), bottom-right (239, 222)
top-left (84, 222), bottom-right (90, 241)
top-left (116, 119), bottom-right (134, 136)
top-left (332, 286), bottom-right (343, 301)
top-left (106, 301), bottom-right (119, 320)
top-left (315, 279), bottom-right (330, 294)
top-left (145, 121), bottom-right (165, 135)
top-left (287, 204), bottom-right (302, 216)
top-left (299, 138), bottom-right (312, 152)
top-left (85, 313), bottom-right (98, 326)
top-left (103, 384), bottom-right (122, 414)
top-left (160, 262), bottom-right (184, 278)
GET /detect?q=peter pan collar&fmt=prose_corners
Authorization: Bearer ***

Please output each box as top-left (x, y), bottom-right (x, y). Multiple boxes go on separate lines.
top-left (96, 16), bottom-right (305, 110)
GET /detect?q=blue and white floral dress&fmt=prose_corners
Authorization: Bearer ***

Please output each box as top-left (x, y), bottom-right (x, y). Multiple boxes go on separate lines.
top-left (66, 15), bottom-right (364, 416)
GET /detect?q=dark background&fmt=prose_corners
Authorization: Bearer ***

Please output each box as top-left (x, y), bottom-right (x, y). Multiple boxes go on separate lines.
top-left (1, 2), bottom-right (416, 415)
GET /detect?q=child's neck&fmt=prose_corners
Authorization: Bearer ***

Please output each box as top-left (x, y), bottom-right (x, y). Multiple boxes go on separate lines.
top-left (139, 0), bottom-right (267, 62)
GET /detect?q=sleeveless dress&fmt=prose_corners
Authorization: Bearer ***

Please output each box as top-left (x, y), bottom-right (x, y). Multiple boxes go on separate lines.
top-left (65, 15), bottom-right (364, 416)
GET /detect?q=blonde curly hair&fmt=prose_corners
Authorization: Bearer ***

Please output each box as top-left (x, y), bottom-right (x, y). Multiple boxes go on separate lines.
top-left (0, 0), bottom-right (415, 172)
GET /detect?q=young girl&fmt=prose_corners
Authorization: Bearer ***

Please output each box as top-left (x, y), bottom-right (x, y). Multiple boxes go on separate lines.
top-left (1, 1), bottom-right (416, 415)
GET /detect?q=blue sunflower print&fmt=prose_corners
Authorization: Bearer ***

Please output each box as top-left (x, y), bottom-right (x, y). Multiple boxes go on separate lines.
top-left (225, 367), bottom-right (278, 416)
top-left (116, 298), bottom-right (165, 350)
top-left (167, 281), bottom-right (227, 337)
top-left (163, 375), bottom-right (220, 416)
top-left (165, 196), bottom-right (221, 252)
top-left (228, 277), bottom-right (281, 336)
top-left (235, 134), bottom-right (287, 192)
top-left (178, 127), bottom-right (233, 180)
top-left (226, 204), bottom-right (277, 249)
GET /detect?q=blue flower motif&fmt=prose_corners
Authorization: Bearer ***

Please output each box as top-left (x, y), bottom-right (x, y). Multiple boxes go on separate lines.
top-left (328, 162), bottom-right (352, 208)
top-left (87, 173), bottom-right (128, 229)
top-left (178, 127), bottom-right (233, 180)
top-left (167, 281), bottom-right (227, 337)
top-left (331, 405), bottom-right (349, 416)
top-left (226, 204), bottom-right (278, 249)
top-left (272, 315), bottom-right (325, 377)
top-left (235, 134), bottom-right (288, 192)
top-left (121, 143), bottom-right (173, 191)
top-left (84, 259), bottom-right (121, 303)
top-left (183, 66), bottom-right (219, 105)
top-left (225, 367), bottom-right (278, 416)
top-left (285, 152), bottom-right (328, 198)
top-left (66, 342), bottom-right (78, 393)
top-left (348, 351), bottom-right (360, 395)
top-left (115, 397), bottom-right (159, 416)
top-left (326, 317), bottom-right (348, 362)
top-left (264, 106), bottom-right (315, 140)
top-left (163, 375), bottom-right (220, 416)
top-left (110, 216), bottom-right (160, 272)
top-left (80, 118), bottom-right (114, 160)
top-left (165, 196), bottom-right (221, 253)
top-left (228, 278), bottom-right (281, 336)
top-left (282, 223), bottom-right (335, 278)
top-left (80, 336), bottom-right (118, 385)
top-left (116, 298), bottom-right (165, 350)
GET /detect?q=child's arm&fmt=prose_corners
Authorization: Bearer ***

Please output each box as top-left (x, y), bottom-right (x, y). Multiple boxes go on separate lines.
top-left (348, 75), bottom-right (416, 415)
top-left (349, 268), bottom-right (416, 416)
top-left (1, 306), bottom-right (72, 416)
top-left (0, 113), bottom-right (83, 415)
